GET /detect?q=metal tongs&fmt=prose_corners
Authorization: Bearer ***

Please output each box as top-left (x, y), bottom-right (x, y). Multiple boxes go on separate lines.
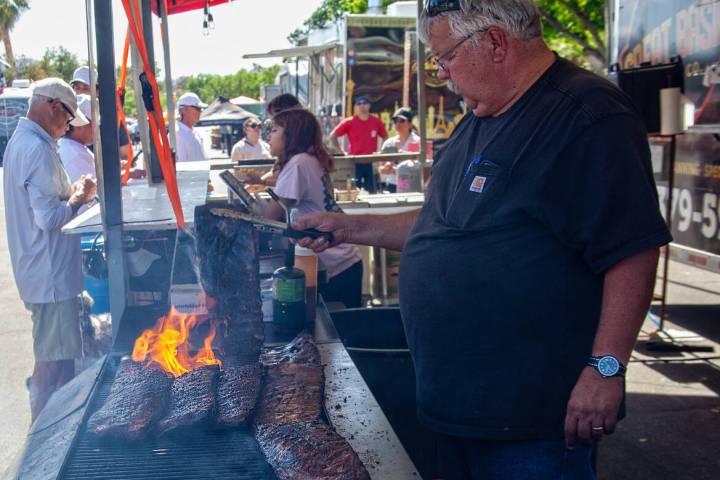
top-left (214, 170), bottom-right (333, 242)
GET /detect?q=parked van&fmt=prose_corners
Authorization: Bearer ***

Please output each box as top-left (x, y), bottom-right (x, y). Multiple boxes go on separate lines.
top-left (0, 85), bottom-right (32, 163)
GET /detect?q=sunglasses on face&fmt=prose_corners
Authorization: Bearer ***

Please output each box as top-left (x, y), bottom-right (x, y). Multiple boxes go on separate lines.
top-left (246, 124), bottom-right (261, 129)
top-left (48, 98), bottom-right (75, 124)
top-left (424, 0), bottom-right (461, 17)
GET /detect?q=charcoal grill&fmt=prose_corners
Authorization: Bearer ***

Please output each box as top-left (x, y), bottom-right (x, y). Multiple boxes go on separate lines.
top-left (7, 285), bottom-right (419, 480)
top-left (59, 355), bottom-right (276, 480)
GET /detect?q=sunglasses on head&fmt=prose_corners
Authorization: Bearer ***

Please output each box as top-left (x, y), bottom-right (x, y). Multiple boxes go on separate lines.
top-left (424, 0), bottom-right (461, 17)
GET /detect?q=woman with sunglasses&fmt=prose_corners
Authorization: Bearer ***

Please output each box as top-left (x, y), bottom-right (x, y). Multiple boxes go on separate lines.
top-left (379, 107), bottom-right (420, 192)
top-left (231, 116), bottom-right (271, 161)
top-left (265, 108), bottom-right (363, 308)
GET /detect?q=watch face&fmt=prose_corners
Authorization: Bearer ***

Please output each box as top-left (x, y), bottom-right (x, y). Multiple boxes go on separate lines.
top-left (598, 356), bottom-right (620, 377)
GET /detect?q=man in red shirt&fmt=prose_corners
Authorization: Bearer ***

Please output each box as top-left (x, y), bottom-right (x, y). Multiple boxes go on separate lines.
top-left (330, 96), bottom-right (388, 193)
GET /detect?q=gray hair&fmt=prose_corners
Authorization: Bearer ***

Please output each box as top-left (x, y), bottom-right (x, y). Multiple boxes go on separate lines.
top-left (30, 94), bottom-right (51, 107)
top-left (419, 0), bottom-right (543, 46)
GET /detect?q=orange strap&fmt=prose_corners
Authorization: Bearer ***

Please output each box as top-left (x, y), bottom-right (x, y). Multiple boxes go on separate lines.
top-left (118, 30), bottom-right (133, 185)
top-left (120, 0), bottom-right (184, 228)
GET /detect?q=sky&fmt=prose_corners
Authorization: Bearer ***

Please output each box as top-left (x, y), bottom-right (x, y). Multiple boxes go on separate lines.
top-left (10, 0), bottom-right (324, 79)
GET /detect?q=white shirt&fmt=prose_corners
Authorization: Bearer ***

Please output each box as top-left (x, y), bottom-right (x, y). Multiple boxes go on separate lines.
top-left (230, 138), bottom-right (271, 161)
top-left (175, 121), bottom-right (207, 162)
top-left (273, 153), bottom-right (361, 279)
top-left (3, 118), bottom-right (83, 303)
top-left (380, 132), bottom-right (421, 185)
top-left (58, 137), bottom-right (96, 183)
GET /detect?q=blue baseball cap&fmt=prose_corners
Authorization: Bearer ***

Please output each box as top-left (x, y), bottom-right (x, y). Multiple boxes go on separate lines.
top-left (354, 96), bottom-right (370, 105)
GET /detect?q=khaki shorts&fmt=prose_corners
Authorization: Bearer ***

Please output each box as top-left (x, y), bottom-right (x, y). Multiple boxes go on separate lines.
top-left (25, 297), bottom-right (82, 362)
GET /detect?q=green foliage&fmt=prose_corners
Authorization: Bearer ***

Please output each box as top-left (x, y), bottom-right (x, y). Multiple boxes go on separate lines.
top-left (536, 0), bottom-right (606, 69)
top-left (183, 64), bottom-right (281, 105)
top-left (10, 47), bottom-right (80, 82)
top-left (0, 0), bottom-right (29, 31)
top-left (38, 47), bottom-right (80, 81)
top-left (289, 0), bottom-right (606, 70)
top-left (288, 0), bottom-right (370, 45)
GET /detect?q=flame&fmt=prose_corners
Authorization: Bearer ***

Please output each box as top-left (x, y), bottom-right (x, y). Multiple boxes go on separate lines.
top-left (132, 306), bottom-right (221, 377)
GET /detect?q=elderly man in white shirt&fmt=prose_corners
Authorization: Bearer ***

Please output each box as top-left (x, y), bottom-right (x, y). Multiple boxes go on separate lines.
top-left (175, 92), bottom-right (208, 162)
top-left (3, 78), bottom-right (97, 422)
top-left (59, 94), bottom-right (95, 182)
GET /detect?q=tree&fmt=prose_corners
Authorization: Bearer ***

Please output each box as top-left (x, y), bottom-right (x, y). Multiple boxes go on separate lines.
top-left (536, 0), bottom-right (606, 71)
top-left (289, 0), bottom-right (606, 70)
top-left (38, 47), bottom-right (80, 81)
top-left (183, 65), bottom-right (281, 104)
top-left (0, 0), bottom-right (29, 67)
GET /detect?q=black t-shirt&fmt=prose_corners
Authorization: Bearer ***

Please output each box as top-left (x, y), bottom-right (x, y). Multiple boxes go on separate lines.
top-left (399, 58), bottom-right (672, 440)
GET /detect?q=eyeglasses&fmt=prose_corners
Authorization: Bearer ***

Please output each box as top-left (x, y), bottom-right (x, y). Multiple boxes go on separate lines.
top-left (47, 98), bottom-right (75, 124)
top-left (424, 0), bottom-right (461, 17)
top-left (432, 28), bottom-right (487, 72)
top-left (246, 123), bottom-right (261, 129)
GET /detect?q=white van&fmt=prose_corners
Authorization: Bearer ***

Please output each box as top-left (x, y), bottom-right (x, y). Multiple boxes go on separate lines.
top-left (0, 86), bottom-right (32, 163)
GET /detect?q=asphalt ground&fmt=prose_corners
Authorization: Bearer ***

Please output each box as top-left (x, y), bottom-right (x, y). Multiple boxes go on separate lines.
top-left (0, 165), bottom-right (718, 477)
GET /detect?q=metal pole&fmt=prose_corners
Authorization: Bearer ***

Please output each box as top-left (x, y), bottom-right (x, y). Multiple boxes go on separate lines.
top-left (415, 0), bottom-right (428, 167)
top-left (142, 0), bottom-right (163, 184)
top-left (94, 0), bottom-right (128, 340)
top-left (160, 0), bottom-right (177, 152)
top-left (658, 134), bottom-right (676, 332)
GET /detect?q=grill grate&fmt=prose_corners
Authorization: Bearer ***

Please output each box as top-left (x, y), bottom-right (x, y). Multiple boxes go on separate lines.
top-left (61, 358), bottom-right (276, 480)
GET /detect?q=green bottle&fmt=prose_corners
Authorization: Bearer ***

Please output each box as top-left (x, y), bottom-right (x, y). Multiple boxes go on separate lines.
top-left (272, 246), bottom-right (306, 333)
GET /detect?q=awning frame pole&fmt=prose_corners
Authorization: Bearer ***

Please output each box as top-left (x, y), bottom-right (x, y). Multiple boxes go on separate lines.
top-left (416, 0), bottom-right (428, 168)
top-left (91, 0), bottom-right (128, 340)
top-left (160, 0), bottom-right (177, 152)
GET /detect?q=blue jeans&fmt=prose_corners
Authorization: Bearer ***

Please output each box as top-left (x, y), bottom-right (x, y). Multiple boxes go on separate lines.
top-left (436, 435), bottom-right (596, 480)
top-left (355, 162), bottom-right (376, 193)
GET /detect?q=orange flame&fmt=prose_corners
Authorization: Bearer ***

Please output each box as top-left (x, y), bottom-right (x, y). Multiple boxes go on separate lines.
top-left (132, 306), bottom-right (221, 377)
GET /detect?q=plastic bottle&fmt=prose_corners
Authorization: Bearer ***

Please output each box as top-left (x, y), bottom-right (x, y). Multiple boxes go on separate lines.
top-left (396, 159), bottom-right (423, 193)
top-left (272, 247), bottom-right (306, 334)
top-left (294, 245), bottom-right (318, 323)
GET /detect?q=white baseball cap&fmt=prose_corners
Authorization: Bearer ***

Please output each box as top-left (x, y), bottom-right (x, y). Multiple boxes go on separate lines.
top-left (74, 94), bottom-right (92, 127)
top-left (32, 77), bottom-right (89, 127)
top-left (177, 92), bottom-right (207, 109)
top-left (71, 66), bottom-right (91, 86)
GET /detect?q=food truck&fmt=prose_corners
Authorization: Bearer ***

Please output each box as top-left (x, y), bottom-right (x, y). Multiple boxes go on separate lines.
top-left (608, 0), bottom-right (720, 270)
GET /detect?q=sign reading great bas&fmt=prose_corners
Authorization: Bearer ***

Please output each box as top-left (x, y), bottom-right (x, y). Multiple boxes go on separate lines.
top-left (612, 0), bottom-right (720, 257)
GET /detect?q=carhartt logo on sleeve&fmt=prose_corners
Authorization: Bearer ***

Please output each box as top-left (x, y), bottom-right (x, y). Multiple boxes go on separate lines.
top-left (470, 175), bottom-right (487, 193)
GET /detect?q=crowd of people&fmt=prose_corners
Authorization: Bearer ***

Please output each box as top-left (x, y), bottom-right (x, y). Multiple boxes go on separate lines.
top-left (1, 65), bottom-right (405, 422)
top-left (2, 5), bottom-right (671, 479)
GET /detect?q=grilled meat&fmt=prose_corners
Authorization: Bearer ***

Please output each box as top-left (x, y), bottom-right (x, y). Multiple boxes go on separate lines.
top-left (195, 203), bottom-right (262, 318)
top-left (216, 362), bottom-right (263, 428)
top-left (254, 363), bottom-right (324, 427)
top-left (261, 333), bottom-right (321, 367)
top-left (255, 422), bottom-right (370, 480)
top-left (220, 311), bottom-right (265, 361)
top-left (158, 364), bottom-right (220, 436)
top-left (86, 359), bottom-right (173, 441)
top-left (195, 203), bottom-right (264, 360)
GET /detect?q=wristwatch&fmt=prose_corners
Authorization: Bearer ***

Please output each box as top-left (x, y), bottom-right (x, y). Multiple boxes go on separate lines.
top-left (587, 355), bottom-right (626, 378)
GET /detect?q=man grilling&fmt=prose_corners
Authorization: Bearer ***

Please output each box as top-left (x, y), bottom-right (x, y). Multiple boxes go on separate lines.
top-left (294, 0), bottom-right (672, 477)
top-left (3, 78), bottom-right (97, 422)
